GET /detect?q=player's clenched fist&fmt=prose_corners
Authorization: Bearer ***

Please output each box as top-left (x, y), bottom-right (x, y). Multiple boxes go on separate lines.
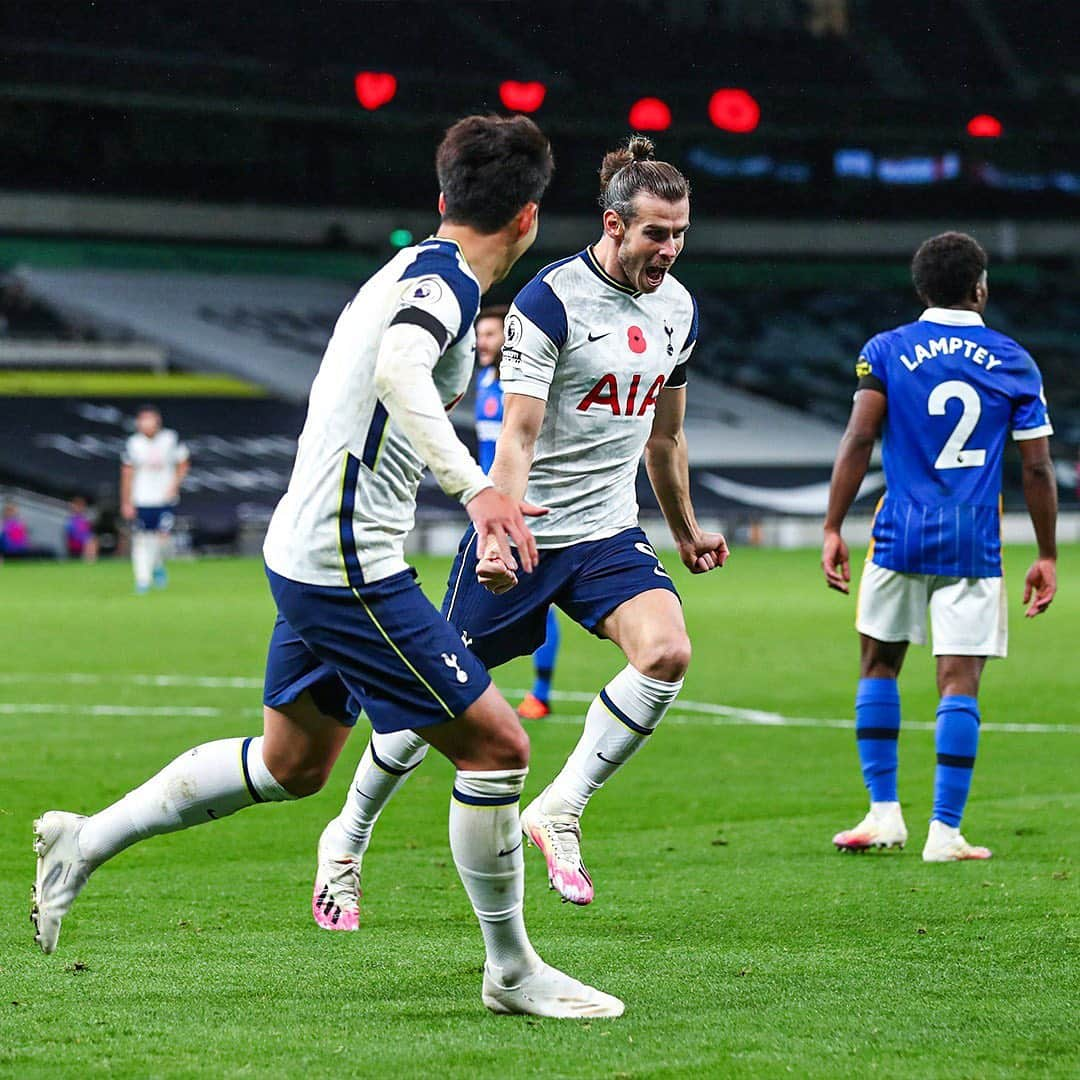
top-left (677, 531), bottom-right (729, 574)
top-left (466, 487), bottom-right (547, 589)
top-left (477, 548), bottom-right (518, 594)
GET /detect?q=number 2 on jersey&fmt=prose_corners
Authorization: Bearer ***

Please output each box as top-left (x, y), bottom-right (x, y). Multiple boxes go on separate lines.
top-left (928, 380), bottom-right (987, 470)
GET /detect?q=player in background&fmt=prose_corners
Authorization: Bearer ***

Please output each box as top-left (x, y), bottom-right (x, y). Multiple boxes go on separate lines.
top-left (315, 135), bottom-right (727, 918)
top-left (474, 305), bottom-right (562, 719)
top-left (120, 405), bottom-right (189, 593)
top-left (65, 496), bottom-right (98, 563)
top-left (33, 114), bottom-right (624, 1018)
top-left (823, 232), bottom-right (1057, 862)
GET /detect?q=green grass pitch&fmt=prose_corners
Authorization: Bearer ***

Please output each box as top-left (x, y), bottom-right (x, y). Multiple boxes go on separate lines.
top-left (0, 546), bottom-right (1076, 1078)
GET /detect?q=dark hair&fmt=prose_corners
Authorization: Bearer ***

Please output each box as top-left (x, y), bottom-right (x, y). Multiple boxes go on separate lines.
top-left (598, 135), bottom-right (689, 222)
top-left (911, 232), bottom-right (988, 307)
top-left (476, 304), bottom-right (509, 324)
top-left (437, 115), bottom-right (554, 234)
top-left (135, 404), bottom-right (160, 416)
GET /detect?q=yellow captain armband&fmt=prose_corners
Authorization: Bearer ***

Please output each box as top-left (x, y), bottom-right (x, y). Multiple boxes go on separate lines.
top-left (855, 358), bottom-right (872, 378)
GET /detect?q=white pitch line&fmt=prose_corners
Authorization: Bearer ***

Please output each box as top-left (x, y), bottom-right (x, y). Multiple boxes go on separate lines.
top-left (0, 674), bottom-right (1076, 735)
top-left (0, 703), bottom-right (221, 717)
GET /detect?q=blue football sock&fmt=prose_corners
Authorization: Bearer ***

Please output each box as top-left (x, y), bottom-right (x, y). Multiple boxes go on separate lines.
top-left (933, 695), bottom-right (980, 827)
top-left (531, 609), bottom-right (560, 703)
top-left (855, 678), bottom-right (901, 803)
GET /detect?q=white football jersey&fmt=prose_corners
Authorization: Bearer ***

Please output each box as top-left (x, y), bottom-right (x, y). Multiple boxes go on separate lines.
top-left (500, 246), bottom-right (697, 546)
top-left (123, 429), bottom-right (189, 508)
top-left (263, 237), bottom-right (482, 587)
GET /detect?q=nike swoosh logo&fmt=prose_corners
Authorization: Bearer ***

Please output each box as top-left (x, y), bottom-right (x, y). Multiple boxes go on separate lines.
top-left (587, 332), bottom-right (611, 342)
top-left (596, 752), bottom-right (620, 765)
top-left (497, 841), bottom-right (523, 857)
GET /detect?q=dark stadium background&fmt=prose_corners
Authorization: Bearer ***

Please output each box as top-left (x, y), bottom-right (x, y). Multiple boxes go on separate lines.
top-left (1, 0), bottom-right (1077, 555)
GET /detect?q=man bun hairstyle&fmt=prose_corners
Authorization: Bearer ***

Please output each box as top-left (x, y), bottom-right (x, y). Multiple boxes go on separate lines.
top-left (437, 114), bottom-right (554, 234)
top-left (598, 134), bottom-right (689, 223)
top-left (911, 231), bottom-right (988, 308)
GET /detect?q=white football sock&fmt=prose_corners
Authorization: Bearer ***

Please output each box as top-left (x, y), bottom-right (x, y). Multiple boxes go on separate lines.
top-left (153, 532), bottom-right (168, 572)
top-left (334, 729), bottom-right (429, 853)
top-left (450, 769), bottom-right (540, 986)
top-left (131, 531), bottom-right (156, 589)
top-left (541, 664), bottom-right (683, 818)
top-left (78, 736), bottom-right (295, 865)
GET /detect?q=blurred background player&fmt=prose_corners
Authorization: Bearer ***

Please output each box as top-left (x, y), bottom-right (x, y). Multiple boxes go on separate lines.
top-left (120, 405), bottom-right (189, 593)
top-left (0, 500), bottom-right (55, 560)
top-left (822, 231), bottom-right (1058, 862)
top-left (317, 136), bottom-right (727, 915)
top-left (65, 496), bottom-right (98, 563)
top-left (474, 304), bottom-right (561, 719)
top-left (33, 114), bottom-right (624, 1019)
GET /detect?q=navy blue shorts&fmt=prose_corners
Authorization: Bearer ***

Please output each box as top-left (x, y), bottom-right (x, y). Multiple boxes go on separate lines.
top-left (135, 506), bottom-right (175, 532)
top-left (441, 526), bottom-right (680, 670)
top-left (263, 566), bottom-right (491, 732)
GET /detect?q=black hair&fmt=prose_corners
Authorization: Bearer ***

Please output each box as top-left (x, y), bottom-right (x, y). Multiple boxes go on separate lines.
top-left (476, 304), bottom-right (509, 324)
top-left (437, 115), bottom-right (554, 234)
top-left (911, 232), bottom-right (988, 307)
top-left (598, 135), bottom-right (690, 223)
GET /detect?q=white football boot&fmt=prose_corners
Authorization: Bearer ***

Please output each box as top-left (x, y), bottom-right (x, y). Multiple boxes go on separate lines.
top-left (832, 802), bottom-right (909, 852)
top-left (312, 819), bottom-right (362, 931)
top-left (482, 962), bottom-right (624, 1018)
top-left (32, 811), bottom-right (96, 954)
top-left (922, 819), bottom-right (992, 862)
top-left (520, 792), bottom-right (593, 905)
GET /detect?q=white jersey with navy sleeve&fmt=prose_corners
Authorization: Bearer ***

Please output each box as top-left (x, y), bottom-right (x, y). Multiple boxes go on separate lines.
top-left (123, 429), bottom-right (189, 508)
top-left (263, 237), bottom-right (484, 587)
top-left (499, 246), bottom-right (697, 547)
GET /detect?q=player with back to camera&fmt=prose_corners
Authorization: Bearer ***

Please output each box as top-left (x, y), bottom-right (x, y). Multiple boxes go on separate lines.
top-left (474, 305), bottom-right (562, 719)
top-left (823, 231), bottom-right (1057, 862)
top-left (32, 114), bottom-right (625, 1019)
top-left (121, 405), bottom-right (189, 593)
top-left (313, 135), bottom-right (728, 921)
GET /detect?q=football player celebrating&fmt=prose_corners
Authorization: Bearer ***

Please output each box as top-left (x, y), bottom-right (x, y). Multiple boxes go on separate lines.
top-left (316, 135), bottom-right (727, 919)
top-left (33, 114), bottom-right (625, 1018)
top-left (823, 231), bottom-right (1057, 861)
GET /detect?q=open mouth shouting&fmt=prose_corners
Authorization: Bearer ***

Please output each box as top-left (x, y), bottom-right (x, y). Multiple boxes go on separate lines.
top-left (643, 264), bottom-right (668, 290)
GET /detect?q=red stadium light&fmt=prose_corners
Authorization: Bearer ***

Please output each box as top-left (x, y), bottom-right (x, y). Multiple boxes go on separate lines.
top-left (629, 97), bottom-right (672, 132)
top-left (708, 88), bottom-right (760, 133)
top-left (354, 71), bottom-right (397, 110)
top-left (499, 81), bottom-right (547, 113)
top-left (967, 113), bottom-right (1003, 138)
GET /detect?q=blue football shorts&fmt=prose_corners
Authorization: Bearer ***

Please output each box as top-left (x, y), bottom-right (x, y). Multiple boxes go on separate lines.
top-left (441, 526), bottom-right (680, 670)
top-left (134, 506), bottom-right (175, 532)
top-left (263, 565), bottom-right (491, 731)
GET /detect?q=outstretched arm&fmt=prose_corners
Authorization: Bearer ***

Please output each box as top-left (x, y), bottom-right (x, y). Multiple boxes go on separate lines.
top-left (477, 393), bottom-right (548, 593)
top-left (1017, 435), bottom-right (1057, 616)
top-left (822, 388), bottom-right (885, 593)
top-left (374, 322), bottom-right (540, 572)
top-left (170, 458), bottom-right (190, 503)
top-left (120, 462), bottom-right (135, 521)
top-left (645, 387), bottom-right (728, 573)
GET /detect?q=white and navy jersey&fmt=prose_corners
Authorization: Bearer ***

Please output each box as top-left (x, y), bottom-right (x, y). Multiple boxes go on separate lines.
top-left (123, 429), bottom-right (189, 508)
top-left (500, 246), bottom-right (697, 546)
top-left (263, 237), bottom-right (481, 587)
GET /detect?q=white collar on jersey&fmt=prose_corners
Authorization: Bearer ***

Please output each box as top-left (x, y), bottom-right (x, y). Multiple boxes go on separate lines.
top-left (919, 307), bottom-right (985, 326)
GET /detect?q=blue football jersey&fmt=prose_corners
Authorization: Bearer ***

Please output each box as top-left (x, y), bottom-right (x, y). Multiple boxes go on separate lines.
top-left (857, 308), bottom-right (1052, 577)
top-left (474, 366), bottom-right (503, 473)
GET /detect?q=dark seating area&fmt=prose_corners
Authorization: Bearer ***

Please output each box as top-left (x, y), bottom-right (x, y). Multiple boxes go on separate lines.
top-left (694, 274), bottom-right (1080, 446)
